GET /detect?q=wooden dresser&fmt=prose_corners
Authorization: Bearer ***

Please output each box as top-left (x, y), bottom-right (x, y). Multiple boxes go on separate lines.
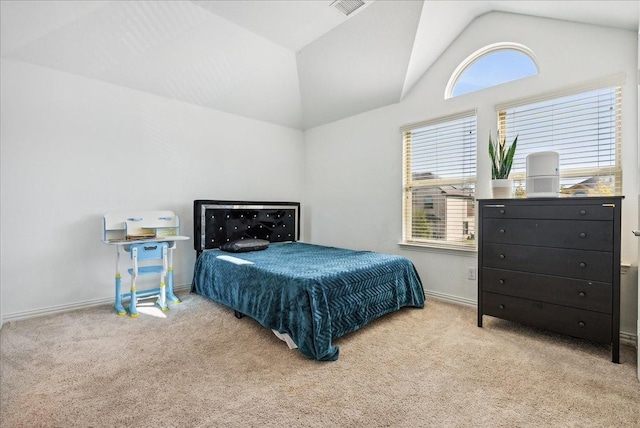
top-left (477, 197), bottom-right (622, 363)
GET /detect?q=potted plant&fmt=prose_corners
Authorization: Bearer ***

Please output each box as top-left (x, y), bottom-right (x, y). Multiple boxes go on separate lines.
top-left (489, 131), bottom-right (518, 198)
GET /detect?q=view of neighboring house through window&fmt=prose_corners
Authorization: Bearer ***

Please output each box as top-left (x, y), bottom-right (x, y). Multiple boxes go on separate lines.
top-left (498, 85), bottom-right (622, 196)
top-left (402, 111), bottom-right (477, 248)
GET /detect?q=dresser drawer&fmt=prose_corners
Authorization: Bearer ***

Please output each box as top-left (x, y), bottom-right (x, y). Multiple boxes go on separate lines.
top-left (482, 292), bottom-right (612, 343)
top-left (482, 268), bottom-right (612, 313)
top-left (482, 218), bottom-right (612, 250)
top-left (482, 203), bottom-right (614, 221)
top-left (483, 243), bottom-right (612, 282)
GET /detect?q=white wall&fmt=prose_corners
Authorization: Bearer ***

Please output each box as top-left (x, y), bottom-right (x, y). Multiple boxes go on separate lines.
top-left (636, 25), bottom-right (640, 376)
top-left (304, 12), bottom-right (639, 336)
top-left (0, 59), bottom-right (305, 319)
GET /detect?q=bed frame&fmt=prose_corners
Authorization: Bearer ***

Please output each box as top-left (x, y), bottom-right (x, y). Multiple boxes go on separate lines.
top-left (191, 199), bottom-right (424, 360)
top-left (193, 200), bottom-right (300, 257)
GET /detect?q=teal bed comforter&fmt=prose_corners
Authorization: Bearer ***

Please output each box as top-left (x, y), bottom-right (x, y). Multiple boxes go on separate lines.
top-left (191, 242), bottom-right (425, 361)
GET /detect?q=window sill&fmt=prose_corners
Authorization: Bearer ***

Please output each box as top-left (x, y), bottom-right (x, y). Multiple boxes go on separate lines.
top-left (398, 241), bottom-right (477, 255)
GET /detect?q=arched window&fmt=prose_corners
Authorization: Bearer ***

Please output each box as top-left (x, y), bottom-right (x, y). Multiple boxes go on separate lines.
top-left (445, 43), bottom-right (538, 99)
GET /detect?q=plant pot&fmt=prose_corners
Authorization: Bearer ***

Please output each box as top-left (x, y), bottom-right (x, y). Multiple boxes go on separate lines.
top-left (491, 179), bottom-right (513, 199)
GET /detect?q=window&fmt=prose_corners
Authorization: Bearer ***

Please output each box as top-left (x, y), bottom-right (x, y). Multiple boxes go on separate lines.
top-left (498, 85), bottom-right (622, 196)
top-left (446, 43), bottom-right (538, 99)
top-left (402, 111), bottom-right (477, 249)
top-left (423, 196), bottom-right (433, 209)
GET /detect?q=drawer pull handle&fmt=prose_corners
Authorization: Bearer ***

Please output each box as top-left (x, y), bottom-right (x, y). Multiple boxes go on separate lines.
top-left (499, 229), bottom-right (505, 234)
top-left (578, 291), bottom-right (586, 297)
top-left (579, 262), bottom-right (586, 268)
top-left (579, 232), bottom-right (586, 238)
top-left (578, 321), bottom-right (585, 328)
top-left (499, 254), bottom-right (505, 259)
top-left (499, 209), bottom-right (505, 214)
top-left (498, 279), bottom-right (505, 285)
top-left (579, 209), bottom-right (587, 216)
top-left (498, 304), bottom-right (505, 310)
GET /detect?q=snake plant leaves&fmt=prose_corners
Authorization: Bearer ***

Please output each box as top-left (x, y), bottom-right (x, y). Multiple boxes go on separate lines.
top-left (489, 132), bottom-right (518, 179)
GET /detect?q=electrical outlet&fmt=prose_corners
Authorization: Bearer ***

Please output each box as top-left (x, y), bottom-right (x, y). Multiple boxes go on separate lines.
top-left (467, 267), bottom-right (476, 280)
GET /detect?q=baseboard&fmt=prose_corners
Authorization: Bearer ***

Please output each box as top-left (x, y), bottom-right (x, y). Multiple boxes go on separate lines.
top-left (427, 290), bottom-right (638, 350)
top-left (620, 331), bottom-right (638, 349)
top-left (425, 290), bottom-right (476, 308)
top-left (2, 284), bottom-right (192, 323)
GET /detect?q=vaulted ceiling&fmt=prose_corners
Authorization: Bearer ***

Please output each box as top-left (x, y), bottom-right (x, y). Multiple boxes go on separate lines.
top-left (1, 1), bottom-right (638, 130)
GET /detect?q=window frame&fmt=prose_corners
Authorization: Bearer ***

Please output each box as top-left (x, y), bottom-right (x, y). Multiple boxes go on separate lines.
top-left (496, 79), bottom-right (623, 197)
top-left (401, 110), bottom-right (477, 251)
top-left (445, 42), bottom-right (538, 99)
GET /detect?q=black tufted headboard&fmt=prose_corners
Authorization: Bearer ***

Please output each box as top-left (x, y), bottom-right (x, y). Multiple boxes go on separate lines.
top-left (193, 200), bottom-right (300, 256)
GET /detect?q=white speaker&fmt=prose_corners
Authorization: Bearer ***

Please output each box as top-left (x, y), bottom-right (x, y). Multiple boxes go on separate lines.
top-left (526, 151), bottom-right (559, 198)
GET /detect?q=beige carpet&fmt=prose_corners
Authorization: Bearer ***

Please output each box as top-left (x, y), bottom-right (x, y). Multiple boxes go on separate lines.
top-left (1, 293), bottom-right (638, 427)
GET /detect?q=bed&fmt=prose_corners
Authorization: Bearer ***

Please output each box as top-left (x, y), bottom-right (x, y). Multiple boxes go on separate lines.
top-left (191, 200), bottom-right (425, 361)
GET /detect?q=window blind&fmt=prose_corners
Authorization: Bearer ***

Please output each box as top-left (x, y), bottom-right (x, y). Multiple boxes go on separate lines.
top-left (498, 86), bottom-right (622, 197)
top-left (402, 111), bottom-right (477, 248)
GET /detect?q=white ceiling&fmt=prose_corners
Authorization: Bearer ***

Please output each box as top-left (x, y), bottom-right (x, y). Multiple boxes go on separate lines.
top-left (1, 1), bottom-right (639, 130)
